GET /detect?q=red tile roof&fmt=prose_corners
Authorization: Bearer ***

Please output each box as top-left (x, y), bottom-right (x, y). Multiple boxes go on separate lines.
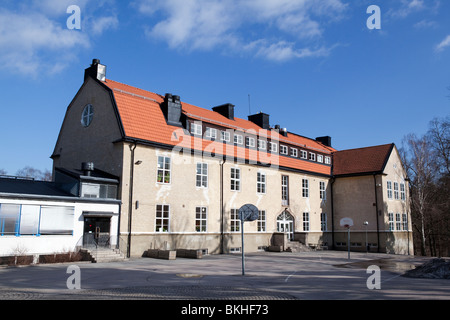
top-left (332, 144), bottom-right (394, 176)
top-left (103, 79), bottom-right (336, 176)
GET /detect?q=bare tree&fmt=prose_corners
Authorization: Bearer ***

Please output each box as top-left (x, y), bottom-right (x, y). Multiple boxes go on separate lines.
top-left (400, 116), bottom-right (450, 256)
top-left (15, 166), bottom-right (52, 181)
top-left (0, 169), bottom-right (7, 176)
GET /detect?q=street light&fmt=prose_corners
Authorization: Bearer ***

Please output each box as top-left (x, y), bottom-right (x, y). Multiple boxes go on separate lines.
top-left (363, 221), bottom-right (369, 253)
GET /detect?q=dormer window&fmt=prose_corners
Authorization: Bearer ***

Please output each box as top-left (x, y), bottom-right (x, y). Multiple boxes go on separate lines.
top-left (205, 127), bottom-right (217, 140)
top-left (190, 122), bottom-right (202, 136)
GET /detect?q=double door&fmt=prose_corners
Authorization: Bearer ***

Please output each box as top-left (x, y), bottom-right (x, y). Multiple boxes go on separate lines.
top-left (83, 217), bottom-right (111, 248)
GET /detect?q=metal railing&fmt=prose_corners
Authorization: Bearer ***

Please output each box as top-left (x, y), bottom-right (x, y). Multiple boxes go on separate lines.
top-left (75, 234), bottom-right (127, 261)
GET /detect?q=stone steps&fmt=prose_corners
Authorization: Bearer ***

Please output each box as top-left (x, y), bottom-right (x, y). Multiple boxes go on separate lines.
top-left (81, 248), bottom-right (127, 263)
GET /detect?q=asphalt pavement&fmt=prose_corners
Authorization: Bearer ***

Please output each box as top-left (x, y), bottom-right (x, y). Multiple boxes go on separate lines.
top-left (0, 250), bottom-right (448, 301)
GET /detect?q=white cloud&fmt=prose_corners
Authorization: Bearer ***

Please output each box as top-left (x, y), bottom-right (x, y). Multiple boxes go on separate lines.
top-left (0, 1), bottom-right (118, 77)
top-left (137, 0), bottom-right (346, 61)
top-left (435, 35), bottom-right (450, 53)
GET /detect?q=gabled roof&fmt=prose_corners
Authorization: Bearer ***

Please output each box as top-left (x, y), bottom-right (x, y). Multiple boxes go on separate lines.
top-left (332, 144), bottom-right (394, 177)
top-left (102, 79), bottom-right (335, 176)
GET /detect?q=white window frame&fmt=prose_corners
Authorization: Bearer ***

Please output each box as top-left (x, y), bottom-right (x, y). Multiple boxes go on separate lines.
top-left (257, 210), bottom-right (266, 232)
top-left (257, 172), bottom-right (266, 194)
top-left (324, 156), bottom-right (331, 164)
top-left (396, 213), bottom-right (401, 231)
top-left (303, 212), bottom-right (310, 231)
top-left (231, 167), bottom-right (241, 191)
top-left (280, 145), bottom-right (288, 155)
top-left (269, 142), bottom-right (278, 153)
top-left (230, 208), bottom-right (240, 232)
top-left (394, 182), bottom-right (399, 200)
top-left (246, 136), bottom-right (255, 148)
top-left (205, 127), bottom-right (217, 140)
top-left (301, 150), bottom-right (308, 159)
top-left (258, 139), bottom-right (266, 150)
top-left (281, 175), bottom-right (289, 205)
top-left (196, 162), bottom-right (208, 188)
top-left (388, 212), bottom-right (394, 231)
top-left (234, 134), bottom-right (243, 145)
top-left (290, 148), bottom-right (298, 157)
top-left (190, 122), bottom-right (202, 136)
top-left (400, 183), bottom-right (406, 201)
top-left (402, 213), bottom-right (408, 231)
top-left (221, 130), bottom-right (231, 142)
top-left (195, 206), bottom-right (207, 232)
top-left (387, 181), bottom-right (393, 199)
top-left (317, 154), bottom-right (323, 163)
top-left (309, 153), bottom-right (316, 161)
top-left (319, 181), bottom-right (326, 200)
top-left (155, 204), bottom-right (170, 233)
top-left (157, 156), bottom-right (171, 184)
top-left (321, 212), bottom-right (327, 231)
top-left (302, 178), bottom-right (309, 198)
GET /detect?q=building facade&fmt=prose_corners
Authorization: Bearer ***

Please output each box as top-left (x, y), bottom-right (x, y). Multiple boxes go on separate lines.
top-left (0, 168), bottom-right (120, 257)
top-left (50, 59), bottom-right (413, 257)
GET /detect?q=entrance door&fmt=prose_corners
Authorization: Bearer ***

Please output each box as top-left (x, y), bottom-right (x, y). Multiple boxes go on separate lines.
top-left (277, 210), bottom-right (294, 240)
top-left (83, 217), bottom-right (111, 248)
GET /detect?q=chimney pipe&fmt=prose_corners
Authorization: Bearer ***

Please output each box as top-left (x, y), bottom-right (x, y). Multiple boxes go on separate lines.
top-left (81, 162), bottom-right (94, 176)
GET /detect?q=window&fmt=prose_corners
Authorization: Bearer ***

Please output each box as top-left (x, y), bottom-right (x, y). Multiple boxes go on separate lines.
top-left (302, 179), bottom-right (309, 198)
top-left (230, 209), bottom-right (240, 232)
top-left (282, 175), bottom-right (289, 205)
top-left (246, 137), bottom-right (255, 148)
top-left (324, 156), bottom-right (331, 164)
top-left (309, 153), bottom-right (316, 161)
top-left (257, 210), bottom-right (266, 232)
top-left (234, 134), bottom-right (243, 145)
top-left (402, 213), bottom-right (408, 231)
top-left (319, 181), bottom-right (326, 200)
top-left (321, 213), bottom-right (327, 231)
top-left (388, 212), bottom-right (394, 231)
top-left (280, 145), bottom-right (288, 155)
top-left (190, 122), bottom-right (202, 136)
top-left (81, 104), bottom-right (94, 127)
top-left (387, 181), bottom-right (393, 199)
top-left (301, 150), bottom-right (307, 159)
top-left (396, 213), bottom-right (401, 231)
top-left (157, 156), bottom-right (171, 184)
top-left (269, 142), bottom-right (278, 153)
top-left (0, 204), bottom-right (20, 236)
top-left (81, 183), bottom-right (117, 199)
top-left (155, 205), bottom-right (170, 232)
top-left (221, 131), bottom-right (231, 142)
top-left (317, 154), bottom-right (323, 163)
top-left (19, 205), bottom-right (40, 235)
top-left (290, 148), bottom-right (298, 157)
top-left (257, 172), bottom-right (266, 194)
top-left (195, 207), bottom-right (207, 232)
top-left (303, 212), bottom-right (310, 231)
top-left (0, 204), bottom-right (74, 236)
top-left (394, 182), bottom-right (399, 200)
top-left (39, 206), bottom-right (74, 235)
top-left (231, 168), bottom-right (241, 191)
top-left (258, 139), bottom-right (266, 150)
top-left (400, 183), bottom-right (406, 201)
top-left (196, 163), bottom-right (208, 188)
top-left (205, 127), bottom-right (217, 139)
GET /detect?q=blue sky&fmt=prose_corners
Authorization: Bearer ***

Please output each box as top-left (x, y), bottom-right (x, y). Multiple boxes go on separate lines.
top-left (0, 0), bottom-right (449, 176)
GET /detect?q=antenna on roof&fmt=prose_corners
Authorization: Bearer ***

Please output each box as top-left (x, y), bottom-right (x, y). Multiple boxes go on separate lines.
top-left (248, 94), bottom-right (251, 115)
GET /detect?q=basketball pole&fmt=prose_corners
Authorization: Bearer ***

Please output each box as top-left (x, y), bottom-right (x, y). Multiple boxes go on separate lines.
top-left (241, 219), bottom-right (245, 276)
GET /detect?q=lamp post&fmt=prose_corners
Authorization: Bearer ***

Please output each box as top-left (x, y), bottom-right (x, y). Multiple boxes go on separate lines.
top-left (363, 221), bottom-right (369, 253)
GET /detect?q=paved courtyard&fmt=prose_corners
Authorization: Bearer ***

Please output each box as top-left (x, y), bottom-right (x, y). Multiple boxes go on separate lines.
top-left (0, 251), bottom-right (448, 301)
